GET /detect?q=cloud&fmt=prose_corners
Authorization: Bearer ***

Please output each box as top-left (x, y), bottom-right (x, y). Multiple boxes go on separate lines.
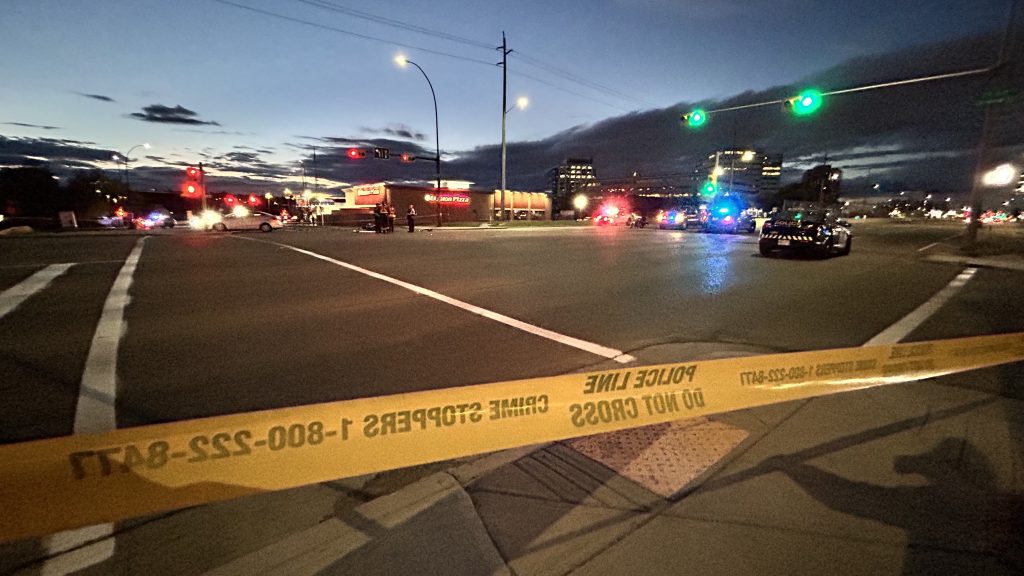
top-left (76, 92), bottom-right (115, 103)
top-left (3, 122), bottom-right (60, 130)
top-left (0, 135), bottom-right (114, 167)
top-left (128, 104), bottom-right (220, 126)
top-left (360, 123), bottom-right (426, 142)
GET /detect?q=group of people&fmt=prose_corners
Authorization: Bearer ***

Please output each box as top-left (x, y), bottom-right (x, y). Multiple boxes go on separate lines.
top-left (373, 202), bottom-right (417, 233)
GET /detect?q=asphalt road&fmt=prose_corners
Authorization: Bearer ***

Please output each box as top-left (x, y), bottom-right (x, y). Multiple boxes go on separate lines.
top-left (2, 219), bottom-right (1024, 575)
top-left (1, 220), bottom-right (1020, 443)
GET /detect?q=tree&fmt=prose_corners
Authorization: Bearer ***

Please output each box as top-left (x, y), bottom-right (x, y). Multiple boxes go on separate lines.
top-left (65, 169), bottom-right (129, 218)
top-left (0, 166), bottom-right (65, 217)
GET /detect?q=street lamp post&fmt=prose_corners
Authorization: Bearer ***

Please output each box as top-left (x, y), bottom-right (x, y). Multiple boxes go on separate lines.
top-left (396, 55), bottom-right (442, 226)
top-left (500, 95), bottom-right (529, 222)
top-left (117, 143), bottom-right (151, 192)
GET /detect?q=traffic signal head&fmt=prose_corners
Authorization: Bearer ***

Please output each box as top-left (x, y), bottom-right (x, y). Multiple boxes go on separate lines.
top-left (785, 89), bottom-right (823, 116)
top-left (681, 109), bottom-right (707, 128)
top-left (185, 166), bottom-right (201, 180)
top-left (701, 181), bottom-right (718, 197)
top-left (373, 147), bottom-right (390, 159)
top-left (347, 148), bottom-right (367, 159)
top-left (400, 153), bottom-right (414, 163)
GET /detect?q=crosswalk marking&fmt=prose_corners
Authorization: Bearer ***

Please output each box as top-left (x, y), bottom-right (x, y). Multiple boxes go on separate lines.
top-left (0, 263), bottom-right (75, 320)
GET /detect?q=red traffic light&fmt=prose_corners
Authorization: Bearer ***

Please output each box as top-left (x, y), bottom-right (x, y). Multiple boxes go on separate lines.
top-left (224, 194), bottom-right (238, 206)
top-left (400, 153), bottom-right (414, 163)
top-left (185, 166), bottom-right (201, 180)
top-left (347, 148), bottom-right (366, 159)
top-left (180, 182), bottom-right (203, 198)
top-left (248, 194), bottom-right (259, 205)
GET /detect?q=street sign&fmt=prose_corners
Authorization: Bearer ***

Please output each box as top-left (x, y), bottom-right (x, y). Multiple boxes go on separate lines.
top-left (373, 147), bottom-right (390, 159)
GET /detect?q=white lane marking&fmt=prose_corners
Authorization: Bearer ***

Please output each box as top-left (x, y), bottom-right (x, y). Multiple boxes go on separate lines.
top-left (863, 267), bottom-right (977, 346)
top-left (0, 263), bottom-right (74, 320)
top-left (917, 241), bottom-right (940, 252)
top-left (241, 238), bottom-right (635, 363)
top-left (917, 232), bottom-right (962, 253)
top-left (74, 236), bottom-right (146, 432)
top-left (38, 237), bottom-right (146, 575)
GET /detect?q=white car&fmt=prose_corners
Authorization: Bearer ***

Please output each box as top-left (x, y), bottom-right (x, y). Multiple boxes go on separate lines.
top-left (211, 211), bottom-right (283, 232)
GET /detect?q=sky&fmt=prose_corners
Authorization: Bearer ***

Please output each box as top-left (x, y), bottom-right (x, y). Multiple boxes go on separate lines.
top-left (0, 0), bottom-right (1020, 196)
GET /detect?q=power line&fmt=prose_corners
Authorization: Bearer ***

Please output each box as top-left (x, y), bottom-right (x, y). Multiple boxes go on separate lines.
top-left (514, 52), bottom-right (654, 107)
top-left (208, 0), bottom-right (647, 111)
top-left (291, 0), bottom-right (495, 50)
top-left (208, 0), bottom-right (496, 67)
top-left (284, 0), bottom-right (652, 108)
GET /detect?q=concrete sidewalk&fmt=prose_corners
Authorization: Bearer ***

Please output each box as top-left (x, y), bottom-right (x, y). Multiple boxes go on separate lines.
top-left (176, 369), bottom-right (1022, 576)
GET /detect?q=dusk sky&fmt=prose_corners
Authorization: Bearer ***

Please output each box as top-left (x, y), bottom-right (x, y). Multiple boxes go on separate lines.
top-left (1, 0), bottom-right (1018, 194)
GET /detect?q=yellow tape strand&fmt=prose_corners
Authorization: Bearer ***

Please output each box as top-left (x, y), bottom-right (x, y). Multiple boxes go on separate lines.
top-left (1, 332), bottom-right (1022, 542)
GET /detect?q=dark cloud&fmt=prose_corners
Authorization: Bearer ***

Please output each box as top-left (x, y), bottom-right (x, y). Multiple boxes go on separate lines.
top-left (3, 122), bottom-right (60, 130)
top-left (128, 104), bottom-right (220, 126)
top-left (429, 32), bottom-right (1020, 193)
top-left (76, 92), bottom-right (115, 103)
top-left (360, 123), bottom-right (426, 142)
top-left (0, 135), bottom-right (114, 167)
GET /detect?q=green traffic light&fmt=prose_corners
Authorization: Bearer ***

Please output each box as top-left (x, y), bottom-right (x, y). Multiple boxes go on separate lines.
top-left (683, 108), bottom-right (707, 128)
top-left (789, 89), bottom-right (823, 116)
top-left (701, 182), bottom-right (717, 196)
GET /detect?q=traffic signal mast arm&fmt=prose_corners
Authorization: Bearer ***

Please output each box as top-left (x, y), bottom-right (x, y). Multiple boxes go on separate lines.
top-left (683, 65), bottom-right (994, 120)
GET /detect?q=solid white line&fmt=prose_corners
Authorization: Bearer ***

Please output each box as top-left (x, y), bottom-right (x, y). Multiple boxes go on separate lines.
top-left (863, 267), bottom-right (977, 346)
top-left (244, 238), bottom-right (635, 363)
top-left (38, 237), bottom-right (146, 575)
top-left (0, 263), bottom-right (74, 320)
top-left (917, 241), bottom-right (940, 253)
top-left (74, 236), bottom-right (146, 433)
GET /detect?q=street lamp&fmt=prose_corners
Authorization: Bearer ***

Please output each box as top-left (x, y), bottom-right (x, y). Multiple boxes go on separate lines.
top-left (572, 193), bottom-right (588, 220)
top-left (500, 95), bottom-right (529, 221)
top-left (395, 54), bottom-right (443, 226)
top-left (982, 163), bottom-right (1017, 187)
top-left (264, 192), bottom-right (273, 210)
top-left (116, 143), bottom-right (151, 192)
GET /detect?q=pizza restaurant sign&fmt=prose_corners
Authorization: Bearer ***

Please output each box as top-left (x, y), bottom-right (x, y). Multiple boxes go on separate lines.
top-left (354, 184), bottom-right (386, 197)
top-left (424, 192), bottom-right (471, 205)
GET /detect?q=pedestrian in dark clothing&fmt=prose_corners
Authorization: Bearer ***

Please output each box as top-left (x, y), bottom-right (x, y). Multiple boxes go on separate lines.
top-left (373, 203), bottom-right (382, 233)
top-left (407, 204), bottom-right (416, 232)
top-left (388, 204), bottom-right (397, 233)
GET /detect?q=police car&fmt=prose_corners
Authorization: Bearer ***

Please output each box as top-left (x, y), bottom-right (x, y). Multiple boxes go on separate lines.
top-left (705, 197), bottom-right (756, 233)
top-left (759, 209), bottom-right (852, 258)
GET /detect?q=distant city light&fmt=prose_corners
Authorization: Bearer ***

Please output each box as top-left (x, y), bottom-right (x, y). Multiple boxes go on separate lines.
top-left (741, 151), bottom-right (755, 162)
top-left (573, 194), bottom-right (588, 211)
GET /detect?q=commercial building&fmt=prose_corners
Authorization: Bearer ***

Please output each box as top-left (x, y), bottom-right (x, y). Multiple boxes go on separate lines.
top-left (547, 158), bottom-right (598, 214)
top-left (334, 181), bottom-right (550, 223)
top-left (691, 149), bottom-right (783, 203)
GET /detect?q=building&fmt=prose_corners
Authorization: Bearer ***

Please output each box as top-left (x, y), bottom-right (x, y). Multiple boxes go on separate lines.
top-left (691, 149), bottom-right (783, 203)
top-left (334, 181), bottom-right (550, 223)
top-left (547, 158), bottom-right (598, 214)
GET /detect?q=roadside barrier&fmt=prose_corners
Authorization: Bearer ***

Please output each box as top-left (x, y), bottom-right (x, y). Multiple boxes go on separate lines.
top-left (1, 331), bottom-right (1022, 542)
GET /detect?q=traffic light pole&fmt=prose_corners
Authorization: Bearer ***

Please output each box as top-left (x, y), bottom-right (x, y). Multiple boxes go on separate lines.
top-left (199, 162), bottom-right (207, 213)
top-left (965, 0), bottom-right (1018, 249)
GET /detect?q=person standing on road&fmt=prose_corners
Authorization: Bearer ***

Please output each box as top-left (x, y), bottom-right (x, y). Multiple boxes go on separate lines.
top-left (373, 203), bottom-right (383, 234)
top-left (388, 204), bottom-right (397, 233)
top-left (406, 204), bottom-right (416, 233)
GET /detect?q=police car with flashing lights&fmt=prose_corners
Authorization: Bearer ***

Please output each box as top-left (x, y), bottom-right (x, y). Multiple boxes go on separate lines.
top-left (759, 209), bottom-right (852, 258)
top-left (704, 197), bottom-right (756, 233)
top-left (655, 208), bottom-right (696, 230)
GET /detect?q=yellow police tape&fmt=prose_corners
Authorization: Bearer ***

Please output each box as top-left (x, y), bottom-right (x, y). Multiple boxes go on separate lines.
top-left (1, 332), bottom-right (1023, 543)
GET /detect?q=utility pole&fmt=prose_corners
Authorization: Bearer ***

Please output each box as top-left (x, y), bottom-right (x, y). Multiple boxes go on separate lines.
top-left (498, 32), bottom-right (513, 221)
